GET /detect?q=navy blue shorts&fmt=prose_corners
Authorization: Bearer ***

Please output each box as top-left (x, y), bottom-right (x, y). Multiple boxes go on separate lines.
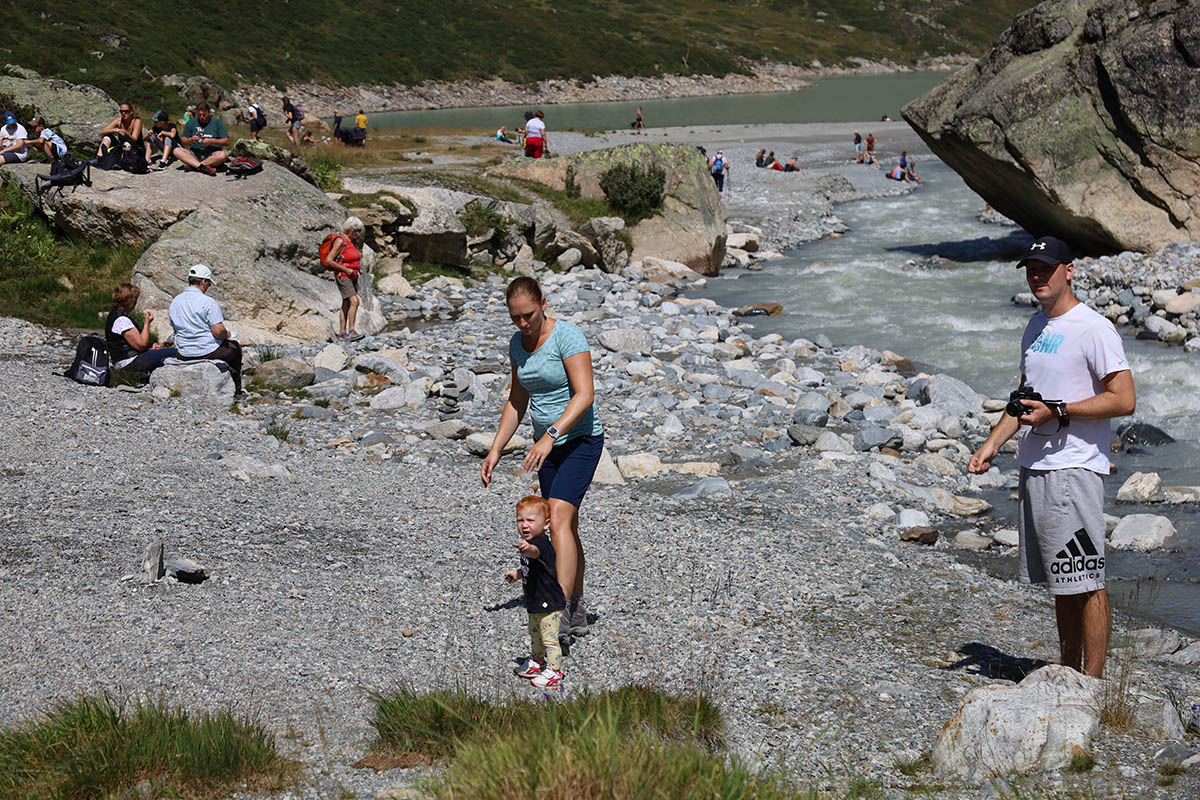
top-left (538, 433), bottom-right (604, 508)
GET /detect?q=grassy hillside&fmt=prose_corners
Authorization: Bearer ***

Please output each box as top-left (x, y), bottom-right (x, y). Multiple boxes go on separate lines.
top-left (7, 1), bottom-right (1032, 106)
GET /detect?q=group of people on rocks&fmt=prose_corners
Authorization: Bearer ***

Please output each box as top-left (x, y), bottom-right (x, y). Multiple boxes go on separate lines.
top-left (104, 263), bottom-right (242, 394)
top-left (89, 100), bottom-right (231, 174)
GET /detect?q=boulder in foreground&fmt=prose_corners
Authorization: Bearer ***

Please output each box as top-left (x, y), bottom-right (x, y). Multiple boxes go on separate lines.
top-left (933, 665), bottom-right (1100, 781)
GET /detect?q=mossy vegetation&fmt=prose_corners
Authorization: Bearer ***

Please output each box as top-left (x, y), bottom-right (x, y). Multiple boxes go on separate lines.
top-left (4, 2), bottom-right (1031, 114)
top-left (0, 183), bottom-right (144, 329)
top-left (599, 162), bottom-right (667, 221)
top-left (0, 693), bottom-right (296, 799)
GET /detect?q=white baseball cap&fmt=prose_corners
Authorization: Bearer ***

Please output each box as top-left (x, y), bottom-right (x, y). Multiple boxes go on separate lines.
top-left (188, 263), bottom-right (216, 284)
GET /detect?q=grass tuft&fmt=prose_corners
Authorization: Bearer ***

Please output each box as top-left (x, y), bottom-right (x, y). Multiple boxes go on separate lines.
top-left (1064, 750), bottom-right (1096, 774)
top-left (0, 693), bottom-right (296, 799)
top-left (369, 684), bottom-right (723, 763)
top-left (266, 418), bottom-right (291, 442)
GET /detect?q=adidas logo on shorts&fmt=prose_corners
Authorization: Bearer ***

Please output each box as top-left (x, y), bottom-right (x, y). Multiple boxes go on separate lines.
top-left (1050, 528), bottom-right (1104, 575)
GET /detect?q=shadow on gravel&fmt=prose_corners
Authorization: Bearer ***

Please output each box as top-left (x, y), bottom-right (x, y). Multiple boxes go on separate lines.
top-left (943, 642), bottom-right (1047, 681)
top-left (885, 230), bottom-right (1033, 263)
top-left (484, 597), bottom-right (524, 612)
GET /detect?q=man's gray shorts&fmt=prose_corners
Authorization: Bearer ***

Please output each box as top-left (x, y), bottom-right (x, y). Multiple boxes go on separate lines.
top-left (1018, 467), bottom-right (1107, 595)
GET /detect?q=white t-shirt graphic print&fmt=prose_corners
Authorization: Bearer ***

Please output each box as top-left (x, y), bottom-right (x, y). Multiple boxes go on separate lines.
top-left (1017, 303), bottom-right (1129, 474)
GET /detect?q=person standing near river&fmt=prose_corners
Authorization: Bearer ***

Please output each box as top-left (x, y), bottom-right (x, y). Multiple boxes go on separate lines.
top-left (481, 277), bottom-right (603, 641)
top-left (969, 236), bottom-right (1135, 679)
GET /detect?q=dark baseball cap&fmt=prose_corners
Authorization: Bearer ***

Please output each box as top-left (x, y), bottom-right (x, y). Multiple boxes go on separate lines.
top-left (1017, 236), bottom-right (1073, 268)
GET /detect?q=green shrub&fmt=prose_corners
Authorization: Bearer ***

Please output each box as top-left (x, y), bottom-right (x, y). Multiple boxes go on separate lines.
top-left (307, 153), bottom-right (343, 191)
top-left (0, 184), bottom-right (145, 329)
top-left (0, 693), bottom-right (295, 799)
top-left (598, 162), bottom-right (666, 221)
top-left (459, 199), bottom-right (510, 240)
top-left (564, 164), bottom-right (581, 199)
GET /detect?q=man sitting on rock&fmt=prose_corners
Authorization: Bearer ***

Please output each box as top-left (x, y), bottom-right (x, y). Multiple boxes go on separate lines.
top-left (168, 264), bottom-right (242, 395)
top-left (175, 103), bottom-right (229, 175)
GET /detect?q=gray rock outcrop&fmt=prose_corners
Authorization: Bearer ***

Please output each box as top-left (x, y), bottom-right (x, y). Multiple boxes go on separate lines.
top-left (0, 73), bottom-right (116, 149)
top-left (493, 143), bottom-right (727, 274)
top-left (125, 164), bottom-right (384, 344)
top-left (229, 139), bottom-right (318, 186)
top-left (903, 0), bottom-right (1200, 254)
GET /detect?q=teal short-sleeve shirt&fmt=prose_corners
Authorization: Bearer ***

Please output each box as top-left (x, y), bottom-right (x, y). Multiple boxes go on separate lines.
top-left (509, 320), bottom-right (603, 445)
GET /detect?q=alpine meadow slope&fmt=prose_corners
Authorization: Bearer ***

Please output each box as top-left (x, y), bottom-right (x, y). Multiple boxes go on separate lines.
top-left (11, 0), bottom-right (1034, 111)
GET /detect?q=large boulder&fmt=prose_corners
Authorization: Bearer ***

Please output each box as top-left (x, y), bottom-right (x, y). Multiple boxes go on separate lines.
top-left (492, 143), bottom-right (727, 275)
top-left (933, 665), bottom-right (1101, 781)
top-left (162, 74), bottom-right (240, 112)
top-left (124, 164), bottom-right (383, 344)
top-left (0, 72), bottom-right (115, 149)
top-left (903, 0), bottom-right (1200, 254)
top-left (149, 362), bottom-right (235, 408)
top-left (0, 161), bottom-right (271, 246)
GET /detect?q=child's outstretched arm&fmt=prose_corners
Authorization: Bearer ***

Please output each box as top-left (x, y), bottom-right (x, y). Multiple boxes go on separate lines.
top-left (515, 539), bottom-right (541, 560)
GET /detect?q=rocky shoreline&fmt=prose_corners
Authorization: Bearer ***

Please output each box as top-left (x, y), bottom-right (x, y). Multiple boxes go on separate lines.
top-left (2, 253), bottom-right (1198, 797)
top-left (236, 57), bottom-right (969, 120)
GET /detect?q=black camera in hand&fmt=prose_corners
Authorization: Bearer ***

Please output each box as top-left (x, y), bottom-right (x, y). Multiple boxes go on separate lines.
top-left (1005, 386), bottom-right (1044, 417)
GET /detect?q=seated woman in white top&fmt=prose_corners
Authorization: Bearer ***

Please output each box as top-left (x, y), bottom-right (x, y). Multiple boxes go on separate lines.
top-left (105, 283), bottom-right (177, 376)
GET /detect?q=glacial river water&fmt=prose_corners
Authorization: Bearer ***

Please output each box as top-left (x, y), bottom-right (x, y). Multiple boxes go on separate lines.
top-left (702, 161), bottom-right (1200, 635)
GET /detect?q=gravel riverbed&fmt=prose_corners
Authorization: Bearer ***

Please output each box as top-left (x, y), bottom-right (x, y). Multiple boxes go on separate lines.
top-left (2, 261), bottom-right (1198, 799)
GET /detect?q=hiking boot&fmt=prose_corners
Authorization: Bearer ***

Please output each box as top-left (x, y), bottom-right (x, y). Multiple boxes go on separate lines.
top-left (513, 657), bottom-right (544, 679)
top-left (334, 331), bottom-right (348, 341)
top-left (530, 667), bottom-right (563, 689)
top-left (346, 329), bottom-right (364, 341)
top-left (558, 611), bottom-right (571, 642)
top-left (184, 163), bottom-right (196, 173)
top-left (568, 597), bottom-right (589, 637)
top-left (200, 165), bottom-right (216, 177)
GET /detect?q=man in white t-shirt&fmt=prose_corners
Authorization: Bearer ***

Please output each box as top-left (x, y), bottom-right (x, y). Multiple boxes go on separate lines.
top-left (0, 111), bottom-right (29, 163)
top-left (970, 235), bottom-right (1135, 678)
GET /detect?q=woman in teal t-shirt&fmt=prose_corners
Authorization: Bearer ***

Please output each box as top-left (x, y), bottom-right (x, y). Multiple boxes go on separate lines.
top-left (481, 277), bottom-right (603, 640)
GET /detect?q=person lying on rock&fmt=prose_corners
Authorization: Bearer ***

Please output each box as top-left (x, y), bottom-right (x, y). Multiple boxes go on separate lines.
top-left (783, 157), bottom-right (800, 173)
top-left (175, 103), bottom-right (229, 176)
top-left (97, 101), bottom-right (142, 159)
top-left (105, 283), bottom-right (178, 378)
top-left (168, 264), bottom-right (242, 395)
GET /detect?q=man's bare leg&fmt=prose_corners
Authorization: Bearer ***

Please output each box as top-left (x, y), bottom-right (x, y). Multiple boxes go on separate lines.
top-left (1056, 589), bottom-right (1110, 677)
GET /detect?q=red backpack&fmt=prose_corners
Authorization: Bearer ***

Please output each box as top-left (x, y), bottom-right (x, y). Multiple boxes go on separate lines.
top-left (319, 233), bottom-right (351, 271)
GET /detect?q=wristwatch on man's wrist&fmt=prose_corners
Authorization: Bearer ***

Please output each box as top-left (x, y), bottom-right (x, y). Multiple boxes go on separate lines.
top-left (546, 425), bottom-right (560, 440)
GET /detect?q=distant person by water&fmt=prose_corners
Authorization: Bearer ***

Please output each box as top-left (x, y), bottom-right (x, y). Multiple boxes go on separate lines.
top-left (783, 157), bottom-right (800, 172)
top-left (632, 106), bottom-right (644, 129)
top-left (709, 150), bottom-right (728, 191)
top-left (853, 130), bottom-right (863, 164)
top-left (881, 114), bottom-right (895, 122)
top-left (355, 109), bottom-right (368, 130)
top-left (524, 110), bottom-right (546, 158)
top-left (755, 148), bottom-right (766, 168)
top-left (496, 126), bottom-right (515, 144)
top-left (864, 133), bottom-right (879, 168)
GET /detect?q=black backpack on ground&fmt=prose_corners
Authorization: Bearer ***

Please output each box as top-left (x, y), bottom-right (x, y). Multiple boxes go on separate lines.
top-left (35, 154), bottom-right (92, 198)
top-left (95, 140), bottom-right (147, 174)
top-left (66, 335), bottom-right (110, 386)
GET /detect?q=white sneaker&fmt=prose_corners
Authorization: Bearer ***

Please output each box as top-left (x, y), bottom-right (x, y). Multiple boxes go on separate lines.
top-left (531, 667), bottom-right (563, 689)
top-left (513, 657), bottom-right (544, 679)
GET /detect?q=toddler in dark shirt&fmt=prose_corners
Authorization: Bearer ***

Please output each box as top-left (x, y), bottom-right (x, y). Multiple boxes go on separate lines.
top-left (504, 495), bottom-right (566, 688)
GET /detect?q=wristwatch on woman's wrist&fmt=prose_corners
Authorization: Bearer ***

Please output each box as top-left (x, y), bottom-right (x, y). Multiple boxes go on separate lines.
top-left (546, 426), bottom-right (560, 440)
